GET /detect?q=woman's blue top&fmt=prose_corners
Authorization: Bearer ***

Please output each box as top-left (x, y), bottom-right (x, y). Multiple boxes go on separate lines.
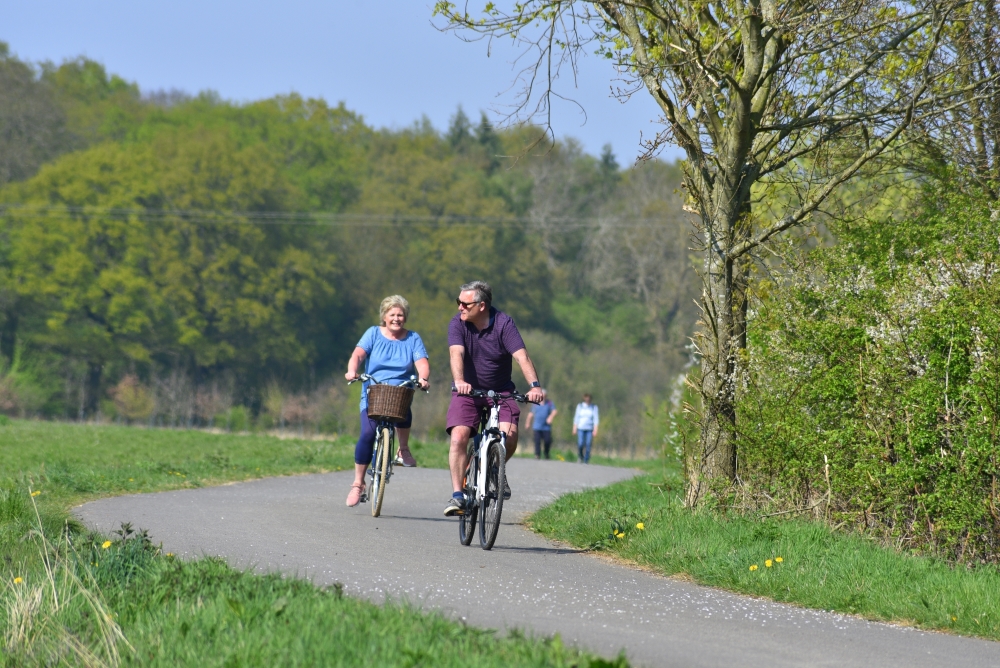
top-left (356, 326), bottom-right (428, 412)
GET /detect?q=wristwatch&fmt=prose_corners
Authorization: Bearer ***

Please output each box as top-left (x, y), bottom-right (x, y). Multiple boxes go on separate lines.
top-left (529, 381), bottom-right (541, 388)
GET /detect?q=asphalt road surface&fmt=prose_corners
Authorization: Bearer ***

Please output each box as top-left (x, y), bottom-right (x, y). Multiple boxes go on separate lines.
top-left (75, 459), bottom-right (999, 667)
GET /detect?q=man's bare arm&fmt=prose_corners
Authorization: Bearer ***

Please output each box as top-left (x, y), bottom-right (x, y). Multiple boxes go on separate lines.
top-left (512, 348), bottom-right (544, 403)
top-left (450, 345), bottom-right (471, 394)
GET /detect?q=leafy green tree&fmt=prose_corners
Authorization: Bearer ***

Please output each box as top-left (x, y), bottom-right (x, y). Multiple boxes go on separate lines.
top-left (476, 112), bottom-right (502, 174)
top-left (446, 106), bottom-right (474, 153)
top-left (2, 127), bottom-right (341, 412)
top-left (42, 55), bottom-right (145, 143)
top-left (0, 43), bottom-right (74, 186)
top-left (436, 0), bottom-right (994, 503)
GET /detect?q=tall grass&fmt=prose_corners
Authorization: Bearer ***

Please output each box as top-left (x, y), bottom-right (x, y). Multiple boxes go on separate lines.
top-left (3, 491), bottom-right (134, 667)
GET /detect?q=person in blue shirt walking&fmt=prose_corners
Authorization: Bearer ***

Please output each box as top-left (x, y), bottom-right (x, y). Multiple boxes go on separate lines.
top-left (572, 393), bottom-right (599, 464)
top-left (344, 295), bottom-right (430, 507)
top-left (527, 389), bottom-right (557, 459)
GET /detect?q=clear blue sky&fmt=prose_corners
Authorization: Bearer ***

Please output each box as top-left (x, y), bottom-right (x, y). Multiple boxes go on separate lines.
top-left (1, 0), bottom-right (682, 164)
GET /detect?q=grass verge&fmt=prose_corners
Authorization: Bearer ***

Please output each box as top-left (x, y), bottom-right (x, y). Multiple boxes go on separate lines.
top-left (2, 419), bottom-right (623, 667)
top-left (529, 473), bottom-right (1000, 642)
top-left (2, 418), bottom-right (449, 508)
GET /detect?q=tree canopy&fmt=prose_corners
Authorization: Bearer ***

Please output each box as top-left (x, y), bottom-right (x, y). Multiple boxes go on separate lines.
top-left (0, 46), bottom-right (698, 450)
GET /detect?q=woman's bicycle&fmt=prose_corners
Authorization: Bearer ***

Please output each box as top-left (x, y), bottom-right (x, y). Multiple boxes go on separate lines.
top-left (459, 388), bottom-right (532, 550)
top-left (348, 373), bottom-right (424, 517)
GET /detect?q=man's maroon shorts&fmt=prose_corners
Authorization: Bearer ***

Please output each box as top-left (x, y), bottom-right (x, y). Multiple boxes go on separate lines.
top-left (446, 393), bottom-right (521, 434)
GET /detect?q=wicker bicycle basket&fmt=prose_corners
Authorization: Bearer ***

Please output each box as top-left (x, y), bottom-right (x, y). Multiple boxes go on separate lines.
top-left (367, 384), bottom-right (415, 422)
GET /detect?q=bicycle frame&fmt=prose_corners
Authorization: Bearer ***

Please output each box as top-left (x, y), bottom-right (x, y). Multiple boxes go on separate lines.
top-left (471, 399), bottom-right (506, 503)
top-left (467, 389), bottom-right (528, 501)
top-left (460, 388), bottom-right (532, 549)
top-left (369, 420), bottom-right (396, 480)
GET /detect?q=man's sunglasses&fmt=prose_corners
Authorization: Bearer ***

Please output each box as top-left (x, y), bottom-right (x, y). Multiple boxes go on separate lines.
top-left (456, 299), bottom-right (482, 309)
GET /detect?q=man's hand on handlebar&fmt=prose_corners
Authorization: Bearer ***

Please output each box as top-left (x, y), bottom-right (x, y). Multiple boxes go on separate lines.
top-left (345, 371), bottom-right (359, 382)
top-left (526, 387), bottom-right (545, 405)
top-left (453, 380), bottom-right (473, 395)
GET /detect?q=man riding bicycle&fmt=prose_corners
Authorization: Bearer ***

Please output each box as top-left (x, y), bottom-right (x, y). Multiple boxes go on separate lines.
top-left (444, 280), bottom-right (545, 516)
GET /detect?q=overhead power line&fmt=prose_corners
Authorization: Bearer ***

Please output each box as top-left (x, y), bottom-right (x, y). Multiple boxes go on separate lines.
top-left (0, 204), bottom-right (685, 229)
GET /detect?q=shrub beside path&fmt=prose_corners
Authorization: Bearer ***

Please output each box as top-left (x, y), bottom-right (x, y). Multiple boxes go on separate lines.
top-left (75, 460), bottom-right (998, 668)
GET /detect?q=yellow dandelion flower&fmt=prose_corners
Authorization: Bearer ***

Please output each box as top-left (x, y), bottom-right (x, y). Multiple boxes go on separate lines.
top-left (129, 478), bottom-right (134, 482)
top-left (749, 564), bottom-right (758, 571)
top-left (30, 490), bottom-right (40, 497)
top-left (13, 577), bottom-right (23, 584)
top-left (952, 616), bottom-right (957, 622)
top-left (166, 553), bottom-right (174, 558)
top-left (615, 531), bottom-right (625, 539)
top-left (765, 559), bottom-right (773, 568)
top-left (636, 523), bottom-right (645, 530)
top-left (101, 540), bottom-right (112, 549)
top-left (775, 557), bottom-right (783, 563)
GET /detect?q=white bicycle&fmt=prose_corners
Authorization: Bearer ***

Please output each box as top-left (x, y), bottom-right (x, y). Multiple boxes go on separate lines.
top-left (459, 388), bottom-right (532, 550)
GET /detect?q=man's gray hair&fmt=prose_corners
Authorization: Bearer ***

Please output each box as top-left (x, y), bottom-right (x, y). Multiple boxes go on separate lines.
top-left (459, 280), bottom-right (492, 307)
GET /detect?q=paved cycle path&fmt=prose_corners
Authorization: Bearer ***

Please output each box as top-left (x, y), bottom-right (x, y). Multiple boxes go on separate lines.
top-left (75, 460), bottom-right (998, 667)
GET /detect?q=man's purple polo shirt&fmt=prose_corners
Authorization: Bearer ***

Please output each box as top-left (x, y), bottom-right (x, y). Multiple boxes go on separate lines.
top-left (448, 307), bottom-right (526, 391)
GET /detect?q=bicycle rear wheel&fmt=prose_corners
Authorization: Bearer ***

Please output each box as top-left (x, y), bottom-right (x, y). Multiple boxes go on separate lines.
top-left (459, 456), bottom-right (478, 546)
top-left (371, 426), bottom-right (392, 517)
top-left (478, 438), bottom-right (505, 550)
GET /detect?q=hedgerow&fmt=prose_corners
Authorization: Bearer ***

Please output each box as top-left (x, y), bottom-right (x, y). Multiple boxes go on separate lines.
top-left (738, 184), bottom-right (1000, 562)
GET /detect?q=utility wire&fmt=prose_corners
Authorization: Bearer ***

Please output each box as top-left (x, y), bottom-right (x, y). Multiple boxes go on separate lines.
top-left (0, 203), bottom-right (685, 229)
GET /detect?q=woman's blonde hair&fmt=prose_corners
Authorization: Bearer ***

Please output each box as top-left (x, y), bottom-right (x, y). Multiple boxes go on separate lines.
top-left (379, 295), bottom-right (410, 325)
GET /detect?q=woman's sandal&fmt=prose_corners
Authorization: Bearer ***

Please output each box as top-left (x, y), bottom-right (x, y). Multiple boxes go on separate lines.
top-left (395, 446), bottom-right (418, 467)
top-left (346, 482), bottom-right (366, 507)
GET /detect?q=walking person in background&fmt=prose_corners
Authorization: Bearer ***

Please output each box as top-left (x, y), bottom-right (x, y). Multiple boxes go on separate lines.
top-left (527, 389), bottom-right (557, 459)
top-left (344, 295), bottom-right (430, 507)
top-left (572, 394), bottom-right (599, 464)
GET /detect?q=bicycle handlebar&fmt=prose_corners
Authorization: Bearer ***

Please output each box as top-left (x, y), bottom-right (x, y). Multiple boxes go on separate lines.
top-left (348, 374), bottom-right (428, 392)
top-left (466, 388), bottom-right (538, 404)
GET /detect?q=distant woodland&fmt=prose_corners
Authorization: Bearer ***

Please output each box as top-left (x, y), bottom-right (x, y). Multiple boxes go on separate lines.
top-left (0, 43), bottom-right (698, 451)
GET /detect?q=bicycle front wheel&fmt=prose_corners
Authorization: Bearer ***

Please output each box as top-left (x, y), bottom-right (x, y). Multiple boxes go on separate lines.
top-left (371, 426), bottom-right (392, 517)
top-left (479, 438), bottom-right (505, 550)
top-left (459, 457), bottom-right (478, 546)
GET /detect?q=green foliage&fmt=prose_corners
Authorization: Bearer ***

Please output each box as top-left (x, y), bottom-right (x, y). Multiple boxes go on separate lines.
top-left (0, 342), bottom-right (53, 417)
top-left (0, 50), bottom-right (696, 457)
top-left (738, 184), bottom-right (1000, 561)
top-left (531, 475), bottom-right (1000, 640)
top-left (0, 43), bottom-right (74, 186)
top-left (2, 125), bottom-right (344, 400)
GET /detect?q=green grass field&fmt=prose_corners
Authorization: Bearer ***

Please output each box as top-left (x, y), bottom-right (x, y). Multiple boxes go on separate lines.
top-left (2, 419), bottom-right (452, 508)
top-left (0, 419), bottom-right (623, 667)
top-left (530, 473), bottom-right (1000, 642)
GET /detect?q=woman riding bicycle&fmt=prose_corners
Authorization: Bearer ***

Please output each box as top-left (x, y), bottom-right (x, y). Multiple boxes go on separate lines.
top-left (344, 295), bottom-right (430, 507)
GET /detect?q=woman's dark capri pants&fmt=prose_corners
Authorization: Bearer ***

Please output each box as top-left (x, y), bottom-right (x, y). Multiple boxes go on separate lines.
top-left (355, 408), bottom-right (412, 465)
